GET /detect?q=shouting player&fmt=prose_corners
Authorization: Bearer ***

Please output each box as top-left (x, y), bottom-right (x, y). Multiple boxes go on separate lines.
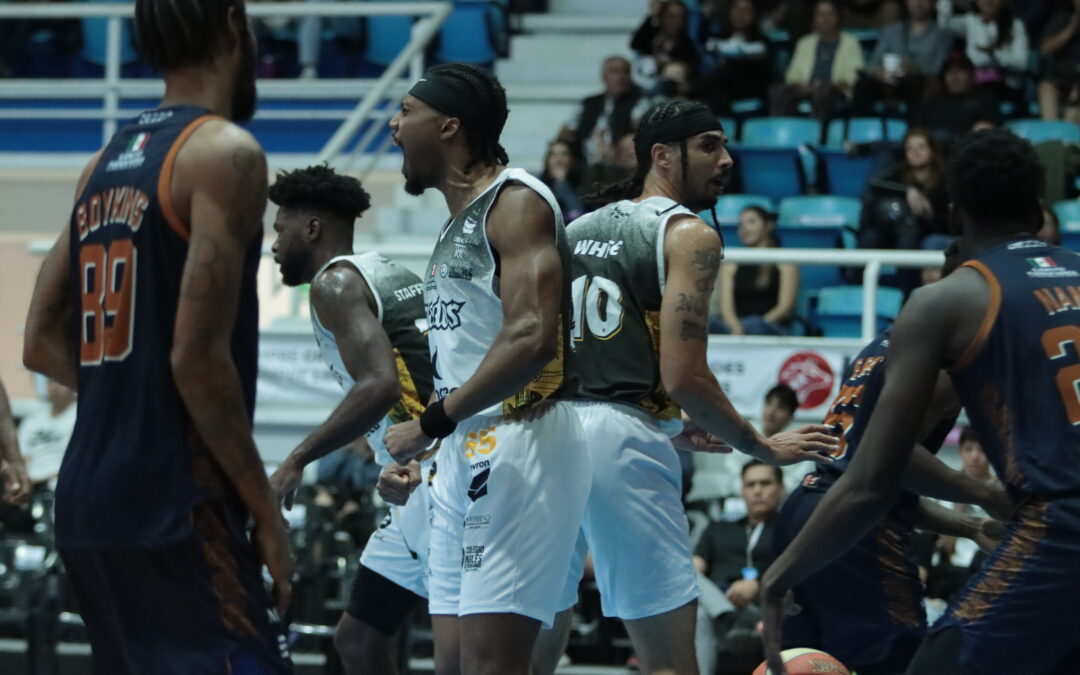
top-left (383, 64), bottom-right (590, 675)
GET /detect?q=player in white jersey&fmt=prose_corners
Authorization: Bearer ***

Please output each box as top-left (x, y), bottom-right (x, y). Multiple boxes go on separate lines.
top-left (384, 63), bottom-right (590, 675)
top-left (533, 101), bottom-right (839, 675)
top-left (267, 165), bottom-right (435, 675)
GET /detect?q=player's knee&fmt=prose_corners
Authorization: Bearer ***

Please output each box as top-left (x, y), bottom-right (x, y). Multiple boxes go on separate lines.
top-left (333, 615), bottom-right (385, 668)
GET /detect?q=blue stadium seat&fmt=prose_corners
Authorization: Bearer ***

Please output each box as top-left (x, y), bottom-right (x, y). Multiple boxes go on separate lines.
top-left (825, 117), bottom-right (908, 147)
top-left (733, 118), bottom-right (820, 202)
top-left (698, 194), bottom-right (775, 245)
top-left (364, 14), bottom-right (414, 67)
top-left (435, 1), bottom-right (496, 66)
top-left (1006, 119), bottom-right (1080, 145)
top-left (814, 285), bottom-right (903, 337)
top-left (1053, 200), bottom-right (1080, 251)
top-left (741, 117), bottom-right (821, 148)
top-left (819, 150), bottom-right (874, 198)
top-left (718, 116), bottom-right (737, 141)
top-left (778, 195), bottom-right (861, 229)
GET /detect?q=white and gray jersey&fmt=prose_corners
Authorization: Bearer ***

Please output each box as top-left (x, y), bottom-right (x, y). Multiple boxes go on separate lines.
top-left (423, 167), bottom-right (578, 417)
top-left (311, 252), bottom-right (433, 465)
top-left (567, 197), bottom-right (697, 432)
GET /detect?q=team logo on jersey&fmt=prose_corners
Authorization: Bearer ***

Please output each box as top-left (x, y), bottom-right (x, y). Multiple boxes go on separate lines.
top-left (106, 133), bottom-right (150, 172)
top-left (462, 210), bottom-right (481, 235)
top-left (467, 469), bottom-right (490, 501)
top-left (426, 298), bottom-right (465, 330)
top-left (778, 351), bottom-right (835, 409)
top-left (1008, 240), bottom-right (1047, 250)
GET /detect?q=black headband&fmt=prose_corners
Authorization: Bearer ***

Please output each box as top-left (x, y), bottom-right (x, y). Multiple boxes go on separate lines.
top-left (635, 107), bottom-right (724, 162)
top-left (409, 75), bottom-right (483, 124)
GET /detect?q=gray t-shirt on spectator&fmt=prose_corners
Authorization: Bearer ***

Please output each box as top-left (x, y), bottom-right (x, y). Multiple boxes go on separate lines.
top-left (869, 20), bottom-right (952, 75)
top-left (812, 39), bottom-right (839, 83)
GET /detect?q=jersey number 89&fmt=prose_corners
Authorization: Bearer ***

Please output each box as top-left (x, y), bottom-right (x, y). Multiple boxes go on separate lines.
top-left (80, 239), bottom-right (137, 365)
top-left (571, 275), bottom-right (625, 345)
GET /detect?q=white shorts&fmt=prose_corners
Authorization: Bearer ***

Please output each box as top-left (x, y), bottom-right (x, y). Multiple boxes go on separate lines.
top-left (359, 458), bottom-right (434, 598)
top-left (561, 400), bottom-right (700, 620)
top-left (427, 400), bottom-right (591, 628)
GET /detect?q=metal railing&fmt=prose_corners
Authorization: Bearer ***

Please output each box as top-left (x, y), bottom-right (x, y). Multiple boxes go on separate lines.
top-left (0, 2), bottom-right (452, 166)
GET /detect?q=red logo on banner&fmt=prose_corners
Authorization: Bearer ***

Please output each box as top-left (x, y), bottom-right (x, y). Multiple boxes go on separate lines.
top-left (778, 352), bottom-right (835, 409)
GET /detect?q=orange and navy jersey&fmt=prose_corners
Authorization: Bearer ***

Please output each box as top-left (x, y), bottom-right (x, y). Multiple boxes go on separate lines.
top-left (950, 238), bottom-right (1080, 498)
top-left (56, 106), bottom-right (261, 549)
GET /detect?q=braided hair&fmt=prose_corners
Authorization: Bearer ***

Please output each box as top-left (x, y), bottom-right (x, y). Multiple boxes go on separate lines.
top-left (134, 0), bottom-right (246, 72)
top-left (422, 63), bottom-right (510, 172)
top-left (583, 100), bottom-right (722, 235)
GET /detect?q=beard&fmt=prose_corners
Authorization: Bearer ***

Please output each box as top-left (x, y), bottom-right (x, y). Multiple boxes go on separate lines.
top-left (404, 174), bottom-right (426, 196)
top-left (278, 252), bottom-right (306, 287)
top-left (231, 32), bottom-right (258, 123)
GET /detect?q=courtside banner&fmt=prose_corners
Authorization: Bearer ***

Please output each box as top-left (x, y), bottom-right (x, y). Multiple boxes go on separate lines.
top-left (706, 337), bottom-right (865, 421)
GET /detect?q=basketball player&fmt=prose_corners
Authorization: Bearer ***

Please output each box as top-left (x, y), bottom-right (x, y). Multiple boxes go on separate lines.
top-left (762, 129), bottom-right (1080, 675)
top-left (267, 164), bottom-right (434, 675)
top-left (0, 377), bottom-right (30, 506)
top-left (528, 100), bottom-right (837, 675)
top-left (775, 325), bottom-right (1012, 674)
top-left (22, 1), bottom-right (292, 672)
top-left (382, 63), bottom-right (590, 675)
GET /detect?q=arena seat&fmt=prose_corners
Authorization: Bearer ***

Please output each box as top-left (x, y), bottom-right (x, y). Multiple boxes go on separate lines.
top-left (1006, 119), bottom-right (1080, 145)
top-left (813, 285), bottom-right (903, 337)
top-left (699, 194), bottom-right (775, 245)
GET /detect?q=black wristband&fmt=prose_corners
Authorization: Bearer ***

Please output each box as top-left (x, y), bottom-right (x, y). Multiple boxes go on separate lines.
top-left (419, 399), bottom-right (457, 439)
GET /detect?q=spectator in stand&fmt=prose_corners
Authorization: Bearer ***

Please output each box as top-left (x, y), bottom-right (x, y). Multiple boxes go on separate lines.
top-left (841, 0), bottom-right (903, 30)
top-left (711, 206), bottom-right (800, 335)
top-left (694, 0), bottom-right (776, 114)
top-left (1038, 0), bottom-right (1080, 122)
top-left (558, 55), bottom-right (652, 178)
top-left (538, 140), bottom-right (585, 222)
top-left (630, 0), bottom-right (700, 92)
top-left (853, 0), bottom-right (953, 115)
top-left (912, 52), bottom-right (1002, 144)
top-left (694, 461), bottom-right (787, 675)
top-left (1038, 204), bottom-right (1063, 244)
top-left (941, 0), bottom-right (1031, 107)
top-left (771, 0), bottom-right (865, 123)
top-left (859, 128), bottom-right (950, 250)
top-left (17, 379), bottom-right (76, 489)
top-left (761, 384), bottom-right (799, 438)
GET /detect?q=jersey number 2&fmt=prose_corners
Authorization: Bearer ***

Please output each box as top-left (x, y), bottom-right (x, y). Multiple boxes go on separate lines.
top-left (80, 239), bottom-right (136, 365)
top-left (571, 275), bottom-right (625, 344)
top-left (1043, 325), bottom-right (1080, 425)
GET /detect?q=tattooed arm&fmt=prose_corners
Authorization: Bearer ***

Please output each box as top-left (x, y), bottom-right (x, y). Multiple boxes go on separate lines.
top-left (23, 151), bottom-right (103, 389)
top-left (658, 216), bottom-right (836, 464)
top-left (169, 122), bottom-right (292, 611)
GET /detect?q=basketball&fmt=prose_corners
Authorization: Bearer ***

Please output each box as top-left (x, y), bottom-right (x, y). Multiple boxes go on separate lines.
top-left (753, 648), bottom-right (851, 675)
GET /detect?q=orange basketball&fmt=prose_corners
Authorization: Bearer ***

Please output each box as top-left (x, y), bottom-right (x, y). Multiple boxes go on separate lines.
top-left (753, 648), bottom-right (851, 675)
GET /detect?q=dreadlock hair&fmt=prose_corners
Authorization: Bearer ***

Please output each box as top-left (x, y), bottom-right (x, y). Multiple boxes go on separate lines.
top-left (583, 100), bottom-right (722, 230)
top-left (268, 165), bottom-right (372, 227)
top-left (134, 0), bottom-right (246, 73)
top-left (424, 63), bottom-right (510, 172)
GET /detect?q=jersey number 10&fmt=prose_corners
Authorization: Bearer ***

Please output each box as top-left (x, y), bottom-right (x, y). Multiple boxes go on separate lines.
top-left (80, 239), bottom-right (136, 365)
top-left (571, 275), bottom-right (625, 345)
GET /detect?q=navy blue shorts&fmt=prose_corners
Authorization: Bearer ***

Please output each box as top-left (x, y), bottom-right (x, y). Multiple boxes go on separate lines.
top-left (930, 496), bottom-right (1080, 674)
top-left (775, 484), bottom-right (926, 670)
top-left (60, 501), bottom-right (293, 675)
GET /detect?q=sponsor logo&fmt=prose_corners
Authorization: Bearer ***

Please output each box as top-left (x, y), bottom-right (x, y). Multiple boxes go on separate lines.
top-left (779, 352), bottom-right (835, 409)
top-left (439, 263), bottom-right (449, 278)
top-left (137, 110), bottom-right (173, 125)
top-left (573, 238), bottom-right (624, 259)
top-left (468, 468), bottom-right (490, 501)
top-left (394, 282), bottom-right (425, 302)
top-left (426, 298), bottom-right (465, 330)
top-left (470, 459), bottom-right (490, 471)
top-left (448, 264), bottom-right (472, 280)
top-left (801, 473), bottom-right (820, 488)
top-left (1008, 239), bottom-right (1048, 250)
top-left (435, 386), bottom-right (457, 399)
top-left (465, 514), bottom-right (491, 530)
top-left (462, 544), bottom-right (485, 571)
top-left (106, 132), bottom-right (150, 172)
top-left (463, 210), bottom-right (481, 235)
top-left (454, 243), bottom-right (468, 260)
